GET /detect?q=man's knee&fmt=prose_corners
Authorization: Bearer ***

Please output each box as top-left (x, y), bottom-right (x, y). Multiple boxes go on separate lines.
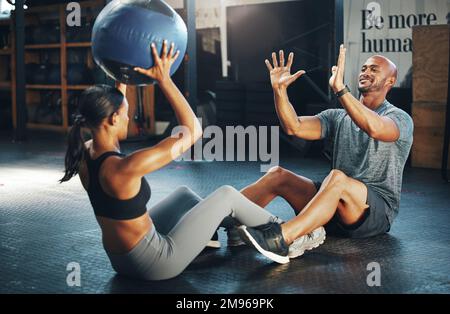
top-left (267, 165), bottom-right (285, 174)
top-left (327, 169), bottom-right (348, 187)
top-left (263, 166), bottom-right (288, 185)
top-left (327, 170), bottom-right (364, 204)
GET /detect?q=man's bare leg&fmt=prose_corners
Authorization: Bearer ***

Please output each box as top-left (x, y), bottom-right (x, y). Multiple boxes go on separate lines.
top-left (281, 169), bottom-right (369, 244)
top-left (236, 168), bottom-right (368, 263)
top-left (240, 166), bottom-right (317, 213)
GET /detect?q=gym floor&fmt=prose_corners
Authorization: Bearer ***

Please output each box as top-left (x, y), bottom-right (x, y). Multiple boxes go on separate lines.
top-left (0, 131), bottom-right (449, 294)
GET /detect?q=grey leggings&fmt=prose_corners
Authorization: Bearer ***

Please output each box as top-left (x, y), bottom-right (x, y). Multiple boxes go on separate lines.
top-left (106, 185), bottom-right (280, 281)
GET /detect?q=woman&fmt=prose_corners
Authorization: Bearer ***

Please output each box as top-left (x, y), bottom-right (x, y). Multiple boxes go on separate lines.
top-left (60, 40), bottom-right (287, 280)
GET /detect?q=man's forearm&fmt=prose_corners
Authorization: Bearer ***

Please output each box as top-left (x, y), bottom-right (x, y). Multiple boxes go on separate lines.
top-left (273, 87), bottom-right (301, 135)
top-left (338, 92), bottom-right (385, 136)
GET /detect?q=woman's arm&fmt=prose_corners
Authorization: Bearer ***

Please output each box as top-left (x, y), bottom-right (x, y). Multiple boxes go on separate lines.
top-left (115, 82), bottom-right (127, 97)
top-left (113, 40), bottom-right (202, 178)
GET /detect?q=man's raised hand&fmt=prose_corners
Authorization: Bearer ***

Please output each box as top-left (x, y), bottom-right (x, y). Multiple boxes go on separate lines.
top-left (265, 50), bottom-right (305, 90)
top-left (329, 44), bottom-right (346, 93)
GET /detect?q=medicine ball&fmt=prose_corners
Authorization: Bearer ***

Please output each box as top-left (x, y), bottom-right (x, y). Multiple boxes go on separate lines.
top-left (91, 0), bottom-right (187, 85)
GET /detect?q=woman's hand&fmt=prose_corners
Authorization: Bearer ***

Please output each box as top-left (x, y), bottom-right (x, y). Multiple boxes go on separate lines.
top-left (134, 40), bottom-right (181, 86)
top-left (115, 81), bottom-right (127, 96)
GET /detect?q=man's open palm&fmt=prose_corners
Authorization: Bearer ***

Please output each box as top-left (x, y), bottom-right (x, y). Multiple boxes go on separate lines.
top-left (265, 50), bottom-right (305, 90)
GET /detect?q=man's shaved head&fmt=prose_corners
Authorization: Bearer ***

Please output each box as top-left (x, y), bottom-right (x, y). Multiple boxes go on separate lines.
top-left (370, 55), bottom-right (398, 80)
top-left (358, 55), bottom-right (398, 94)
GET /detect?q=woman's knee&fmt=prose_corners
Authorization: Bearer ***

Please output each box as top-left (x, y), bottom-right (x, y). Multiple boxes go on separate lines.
top-left (174, 185), bottom-right (201, 199)
top-left (174, 185), bottom-right (193, 194)
top-left (214, 185), bottom-right (239, 198)
top-left (208, 185), bottom-right (245, 208)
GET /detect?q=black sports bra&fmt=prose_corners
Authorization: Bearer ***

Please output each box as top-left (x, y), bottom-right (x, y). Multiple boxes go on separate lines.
top-left (85, 151), bottom-right (151, 220)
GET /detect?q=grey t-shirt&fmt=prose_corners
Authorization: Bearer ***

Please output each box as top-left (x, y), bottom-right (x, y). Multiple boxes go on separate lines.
top-left (316, 100), bottom-right (414, 224)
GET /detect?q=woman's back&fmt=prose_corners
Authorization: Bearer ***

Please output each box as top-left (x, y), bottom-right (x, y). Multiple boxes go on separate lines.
top-left (79, 140), bottom-right (152, 254)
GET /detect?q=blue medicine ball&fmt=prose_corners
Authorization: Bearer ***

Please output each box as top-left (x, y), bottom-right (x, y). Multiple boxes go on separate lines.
top-left (92, 0), bottom-right (187, 85)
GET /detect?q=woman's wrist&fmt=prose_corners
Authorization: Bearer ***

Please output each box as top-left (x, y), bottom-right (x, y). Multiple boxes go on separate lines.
top-left (158, 77), bottom-right (174, 90)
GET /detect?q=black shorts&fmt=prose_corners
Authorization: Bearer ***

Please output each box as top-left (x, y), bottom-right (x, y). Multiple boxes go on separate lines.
top-left (313, 181), bottom-right (391, 238)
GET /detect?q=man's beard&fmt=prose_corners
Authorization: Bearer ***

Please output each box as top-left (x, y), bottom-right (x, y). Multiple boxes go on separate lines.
top-left (358, 85), bottom-right (371, 93)
top-left (358, 81), bottom-right (383, 93)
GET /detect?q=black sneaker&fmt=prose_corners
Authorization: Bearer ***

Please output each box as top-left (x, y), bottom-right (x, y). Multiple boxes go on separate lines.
top-left (226, 226), bottom-right (246, 247)
top-left (206, 230), bottom-right (221, 249)
top-left (237, 222), bottom-right (289, 264)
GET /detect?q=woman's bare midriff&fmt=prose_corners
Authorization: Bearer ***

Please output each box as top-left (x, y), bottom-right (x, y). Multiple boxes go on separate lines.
top-left (96, 214), bottom-right (153, 254)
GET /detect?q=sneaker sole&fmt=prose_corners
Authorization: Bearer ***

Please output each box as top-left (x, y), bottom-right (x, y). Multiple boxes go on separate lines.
top-left (238, 226), bottom-right (289, 264)
top-left (288, 231), bottom-right (326, 258)
top-left (227, 239), bottom-right (246, 247)
top-left (206, 240), bottom-right (221, 249)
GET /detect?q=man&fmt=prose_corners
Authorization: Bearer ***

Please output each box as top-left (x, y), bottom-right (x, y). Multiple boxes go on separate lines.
top-left (237, 45), bottom-right (414, 264)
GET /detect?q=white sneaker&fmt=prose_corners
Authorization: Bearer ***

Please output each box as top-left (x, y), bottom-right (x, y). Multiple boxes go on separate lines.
top-left (288, 226), bottom-right (326, 258)
top-left (206, 230), bottom-right (221, 249)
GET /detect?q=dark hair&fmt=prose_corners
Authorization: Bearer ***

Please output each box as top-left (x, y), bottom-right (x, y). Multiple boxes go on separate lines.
top-left (60, 84), bottom-right (124, 183)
